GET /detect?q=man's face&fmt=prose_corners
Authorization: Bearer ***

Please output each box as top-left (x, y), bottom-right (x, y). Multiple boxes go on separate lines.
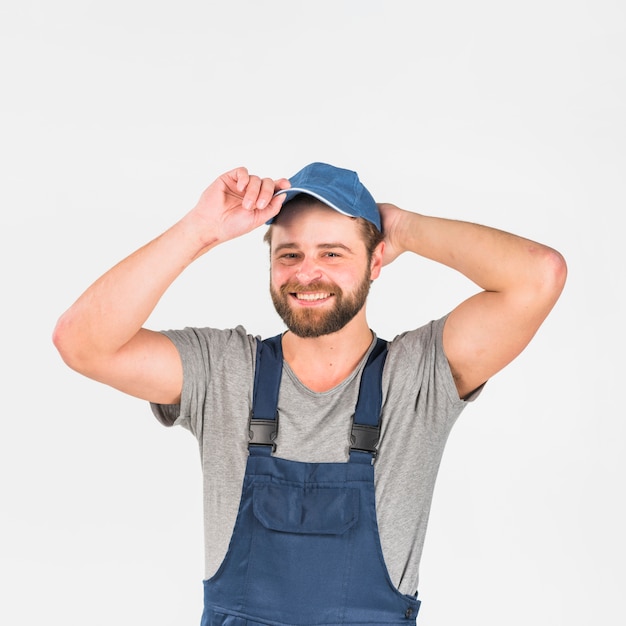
top-left (268, 199), bottom-right (382, 338)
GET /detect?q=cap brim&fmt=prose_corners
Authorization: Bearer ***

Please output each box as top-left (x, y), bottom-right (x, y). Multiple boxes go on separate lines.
top-left (273, 187), bottom-right (353, 218)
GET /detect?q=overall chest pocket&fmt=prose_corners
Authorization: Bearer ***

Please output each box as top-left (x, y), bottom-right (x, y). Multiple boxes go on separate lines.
top-left (252, 482), bottom-right (359, 535)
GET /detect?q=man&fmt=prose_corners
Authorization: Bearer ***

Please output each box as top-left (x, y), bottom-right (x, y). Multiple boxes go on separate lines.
top-left (53, 162), bottom-right (567, 624)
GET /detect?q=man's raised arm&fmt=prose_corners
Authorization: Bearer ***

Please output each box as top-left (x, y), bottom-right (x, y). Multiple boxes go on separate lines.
top-left (378, 202), bottom-right (567, 399)
top-left (53, 168), bottom-right (290, 405)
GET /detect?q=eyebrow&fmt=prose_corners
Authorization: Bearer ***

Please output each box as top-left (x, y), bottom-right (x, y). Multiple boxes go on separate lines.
top-left (273, 242), bottom-right (355, 254)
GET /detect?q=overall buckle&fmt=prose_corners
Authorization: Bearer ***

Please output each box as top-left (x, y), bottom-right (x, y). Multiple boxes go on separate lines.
top-left (350, 423), bottom-right (380, 457)
top-left (248, 415), bottom-right (279, 451)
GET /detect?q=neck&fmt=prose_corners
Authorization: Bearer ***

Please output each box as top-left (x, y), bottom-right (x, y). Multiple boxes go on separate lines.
top-left (281, 313), bottom-right (374, 392)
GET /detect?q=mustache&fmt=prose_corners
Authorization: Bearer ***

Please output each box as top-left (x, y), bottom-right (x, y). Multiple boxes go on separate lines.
top-left (279, 281), bottom-right (341, 295)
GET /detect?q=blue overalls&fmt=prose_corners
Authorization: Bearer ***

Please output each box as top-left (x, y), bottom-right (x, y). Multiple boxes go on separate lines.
top-left (200, 335), bottom-right (421, 625)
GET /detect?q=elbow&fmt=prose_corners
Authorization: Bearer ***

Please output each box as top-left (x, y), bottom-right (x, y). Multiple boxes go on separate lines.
top-left (52, 313), bottom-right (73, 365)
top-left (544, 246), bottom-right (567, 297)
top-left (52, 312), bottom-right (85, 372)
top-left (531, 245), bottom-right (568, 309)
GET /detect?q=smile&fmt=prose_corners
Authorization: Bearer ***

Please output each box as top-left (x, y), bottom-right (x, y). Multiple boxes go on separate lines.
top-left (292, 292), bottom-right (332, 301)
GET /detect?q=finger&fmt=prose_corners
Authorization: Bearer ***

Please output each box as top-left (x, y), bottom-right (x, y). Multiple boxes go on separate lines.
top-left (274, 177), bottom-right (291, 192)
top-left (222, 166), bottom-right (249, 194)
top-left (252, 199), bottom-right (283, 225)
top-left (267, 188), bottom-right (288, 213)
top-left (242, 175), bottom-right (262, 209)
top-left (254, 177), bottom-right (278, 210)
top-left (263, 178), bottom-right (291, 214)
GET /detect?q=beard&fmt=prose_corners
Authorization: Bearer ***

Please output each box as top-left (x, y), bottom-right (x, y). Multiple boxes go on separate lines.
top-left (270, 272), bottom-right (372, 338)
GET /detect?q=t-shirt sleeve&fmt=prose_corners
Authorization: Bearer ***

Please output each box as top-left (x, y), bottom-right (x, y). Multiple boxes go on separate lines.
top-left (386, 315), bottom-right (484, 435)
top-left (432, 314), bottom-right (485, 405)
top-left (149, 325), bottom-right (257, 437)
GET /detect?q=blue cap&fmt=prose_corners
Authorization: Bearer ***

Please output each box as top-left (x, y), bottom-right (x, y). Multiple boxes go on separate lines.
top-left (271, 162), bottom-right (381, 231)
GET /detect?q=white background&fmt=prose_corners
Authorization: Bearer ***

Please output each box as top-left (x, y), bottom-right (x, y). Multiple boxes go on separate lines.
top-left (1, 1), bottom-right (624, 624)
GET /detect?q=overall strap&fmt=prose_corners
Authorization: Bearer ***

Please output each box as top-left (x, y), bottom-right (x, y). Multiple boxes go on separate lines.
top-left (248, 334), bottom-right (283, 456)
top-left (349, 337), bottom-right (388, 464)
top-left (248, 335), bottom-right (389, 462)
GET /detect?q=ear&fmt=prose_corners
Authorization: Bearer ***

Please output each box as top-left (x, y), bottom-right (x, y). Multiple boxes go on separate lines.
top-left (369, 241), bottom-right (385, 280)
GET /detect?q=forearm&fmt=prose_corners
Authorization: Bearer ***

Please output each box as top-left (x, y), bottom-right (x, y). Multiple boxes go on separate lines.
top-left (53, 212), bottom-right (211, 364)
top-left (391, 210), bottom-right (564, 295)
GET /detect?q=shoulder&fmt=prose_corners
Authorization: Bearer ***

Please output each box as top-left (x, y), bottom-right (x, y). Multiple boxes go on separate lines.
top-left (161, 324), bottom-right (258, 350)
top-left (162, 326), bottom-right (260, 375)
top-left (383, 316), bottom-right (464, 402)
top-left (384, 315), bottom-right (484, 405)
top-left (386, 316), bottom-right (447, 357)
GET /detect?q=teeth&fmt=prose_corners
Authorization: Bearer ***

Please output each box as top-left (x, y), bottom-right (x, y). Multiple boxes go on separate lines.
top-left (295, 293), bottom-right (330, 301)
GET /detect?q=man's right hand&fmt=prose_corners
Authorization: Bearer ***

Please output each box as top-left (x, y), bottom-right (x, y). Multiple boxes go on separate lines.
top-left (188, 167), bottom-right (291, 249)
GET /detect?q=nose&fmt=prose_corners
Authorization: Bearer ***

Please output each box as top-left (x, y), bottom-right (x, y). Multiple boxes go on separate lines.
top-left (295, 257), bottom-right (322, 284)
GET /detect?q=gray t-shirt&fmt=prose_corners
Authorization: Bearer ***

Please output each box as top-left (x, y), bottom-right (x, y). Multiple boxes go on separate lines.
top-left (151, 316), bottom-right (480, 596)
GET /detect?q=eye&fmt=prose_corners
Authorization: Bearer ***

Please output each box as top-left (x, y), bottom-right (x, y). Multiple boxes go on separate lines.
top-left (276, 252), bottom-right (301, 264)
top-left (323, 251), bottom-right (342, 259)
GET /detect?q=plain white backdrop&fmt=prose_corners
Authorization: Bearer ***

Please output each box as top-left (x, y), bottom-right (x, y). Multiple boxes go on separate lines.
top-left (1, 1), bottom-right (624, 624)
